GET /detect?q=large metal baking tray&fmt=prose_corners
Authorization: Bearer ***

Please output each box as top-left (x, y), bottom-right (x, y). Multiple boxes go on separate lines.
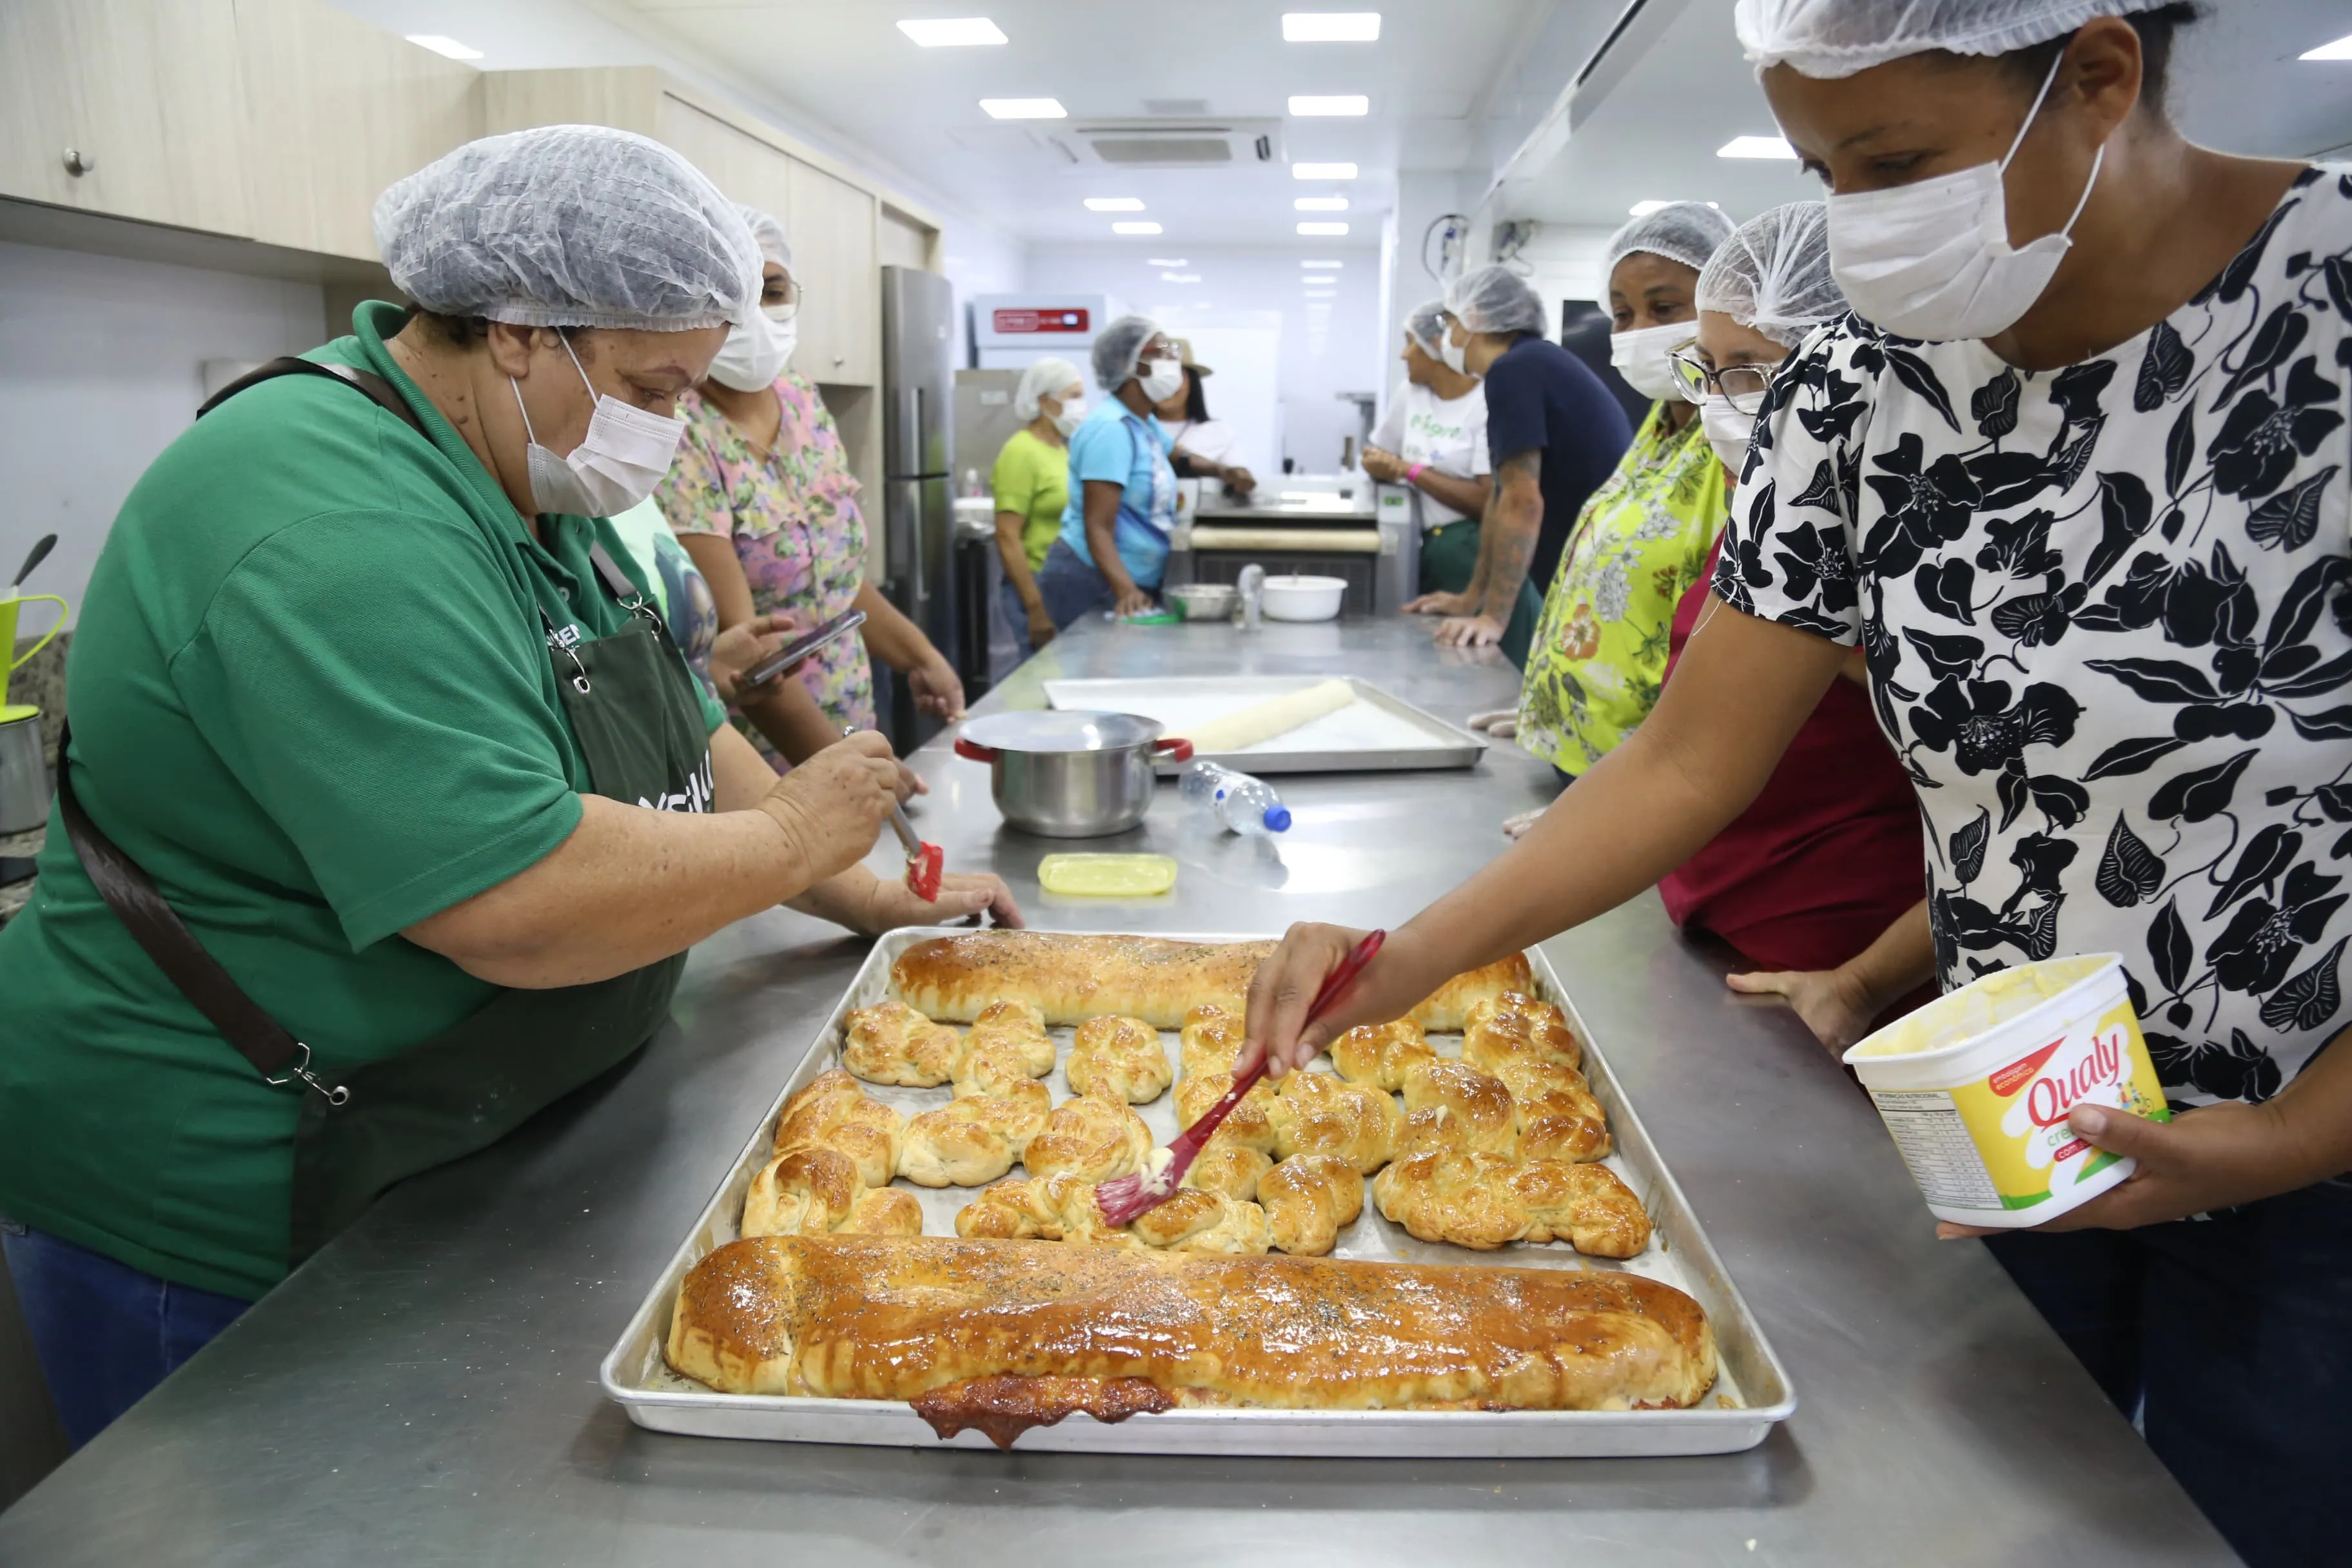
top-left (1041, 674), bottom-right (1488, 774)
top-left (602, 928), bottom-right (1798, 1456)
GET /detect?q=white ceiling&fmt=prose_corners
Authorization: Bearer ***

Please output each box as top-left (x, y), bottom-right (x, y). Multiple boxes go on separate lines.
top-left (613, 0), bottom-right (1565, 246)
top-left (1499, 0), bottom-right (2352, 231)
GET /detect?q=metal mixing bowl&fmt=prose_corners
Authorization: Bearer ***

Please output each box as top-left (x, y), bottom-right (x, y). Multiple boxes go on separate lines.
top-left (1166, 582), bottom-right (1238, 622)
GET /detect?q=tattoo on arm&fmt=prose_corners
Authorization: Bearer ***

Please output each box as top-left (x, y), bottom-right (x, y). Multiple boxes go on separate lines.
top-left (1483, 450), bottom-right (1544, 620)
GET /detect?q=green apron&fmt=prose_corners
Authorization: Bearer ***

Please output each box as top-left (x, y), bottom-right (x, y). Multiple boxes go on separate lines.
top-left (286, 546), bottom-right (710, 1260)
top-left (1421, 519), bottom-right (1540, 668)
top-left (66, 356), bottom-right (715, 1269)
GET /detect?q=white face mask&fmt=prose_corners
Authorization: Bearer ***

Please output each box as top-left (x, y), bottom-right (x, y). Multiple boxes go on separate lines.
top-left (1611, 321), bottom-right (1693, 402)
top-left (1825, 53), bottom-right (2106, 342)
top-left (1441, 325), bottom-right (1469, 376)
top-left (707, 305), bottom-right (796, 392)
top-left (1701, 394), bottom-right (1756, 476)
top-left (511, 335), bottom-right (689, 518)
top-left (1137, 358), bottom-right (1185, 404)
top-left (1047, 391), bottom-right (1085, 437)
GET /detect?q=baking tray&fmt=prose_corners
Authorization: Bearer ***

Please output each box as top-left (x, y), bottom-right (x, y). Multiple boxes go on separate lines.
top-left (602, 929), bottom-right (1798, 1456)
top-left (1041, 675), bottom-right (1489, 774)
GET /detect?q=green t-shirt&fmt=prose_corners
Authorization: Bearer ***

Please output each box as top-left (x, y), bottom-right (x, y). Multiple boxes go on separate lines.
top-left (0, 302), bottom-right (724, 1299)
top-left (990, 426), bottom-right (1070, 570)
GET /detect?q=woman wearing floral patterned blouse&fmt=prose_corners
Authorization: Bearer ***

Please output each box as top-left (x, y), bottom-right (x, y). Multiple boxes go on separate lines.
top-left (1242, 9), bottom-right (2347, 1563)
top-left (658, 207), bottom-right (965, 772)
top-left (1512, 203), bottom-right (1736, 779)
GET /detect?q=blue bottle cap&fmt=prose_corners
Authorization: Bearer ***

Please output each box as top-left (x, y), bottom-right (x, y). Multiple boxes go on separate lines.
top-left (1263, 805), bottom-right (1292, 832)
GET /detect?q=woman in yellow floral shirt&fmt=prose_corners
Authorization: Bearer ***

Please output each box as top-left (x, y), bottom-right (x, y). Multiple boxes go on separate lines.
top-left (1516, 203), bottom-right (1734, 780)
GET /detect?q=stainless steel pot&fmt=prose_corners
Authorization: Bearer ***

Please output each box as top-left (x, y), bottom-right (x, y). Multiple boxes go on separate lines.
top-left (954, 710), bottom-right (1192, 838)
top-left (0, 712), bottom-right (47, 838)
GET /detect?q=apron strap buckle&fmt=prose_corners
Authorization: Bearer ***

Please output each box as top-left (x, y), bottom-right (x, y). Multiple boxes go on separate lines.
top-left (266, 1042), bottom-right (351, 1108)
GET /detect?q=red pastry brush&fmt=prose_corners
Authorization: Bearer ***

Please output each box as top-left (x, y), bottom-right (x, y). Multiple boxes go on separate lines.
top-left (890, 803), bottom-right (944, 902)
top-left (1095, 928), bottom-right (1386, 1227)
top-left (847, 724), bottom-right (943, 901)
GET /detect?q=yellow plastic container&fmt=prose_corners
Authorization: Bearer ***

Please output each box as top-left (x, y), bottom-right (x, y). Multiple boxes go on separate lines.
top-left (1037, 853), bottom-right (1178, 897)
top-left (1843, 954), bottom-right (2171, 1227)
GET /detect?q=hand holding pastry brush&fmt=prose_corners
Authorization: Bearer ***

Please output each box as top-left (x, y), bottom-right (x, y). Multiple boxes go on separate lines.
top-left (1095, 929), bottom-right (1385, 1226)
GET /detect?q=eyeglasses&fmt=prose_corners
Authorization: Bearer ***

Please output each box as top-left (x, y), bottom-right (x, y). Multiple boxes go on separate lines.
top-left (764, 277), bottom-right (805, 320)
top-left (1668, 348), bottom-right (1776, 414)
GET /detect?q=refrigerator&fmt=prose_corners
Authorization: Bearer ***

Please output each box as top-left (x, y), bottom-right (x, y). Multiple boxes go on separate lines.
top-left (880, 265), bottom-right (957, 756)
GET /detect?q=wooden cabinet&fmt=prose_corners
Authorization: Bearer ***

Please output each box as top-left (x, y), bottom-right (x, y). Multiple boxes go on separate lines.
top-left (785, 157), bottom-right (877, 386)
top-left (0, 0), bottom-right (252, 234)
top-left (233, 0), bottom-right (483, 261)
top-left (651, 95), bottom-right (793, 236)
top-left (486, 68), bottom-right (903, 389)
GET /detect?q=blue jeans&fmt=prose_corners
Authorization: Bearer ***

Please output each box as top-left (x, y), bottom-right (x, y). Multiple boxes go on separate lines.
top-left (1, 1223), bottom-right (252, 1448)
top-left (1984, 1175), bottom-right (2352, 1568)
top-left (1037, 539), bottom-right (1160, 630)
top-left (999, 576), bottom-right (1037, 658)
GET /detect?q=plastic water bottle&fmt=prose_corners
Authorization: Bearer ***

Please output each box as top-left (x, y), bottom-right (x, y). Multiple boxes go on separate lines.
top-left (1179, 759), bottom-right (1291, 836)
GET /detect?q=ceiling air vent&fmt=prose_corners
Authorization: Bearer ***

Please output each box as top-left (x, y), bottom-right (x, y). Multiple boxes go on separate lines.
top-left (1056, 117), bottom-right (1284, 168)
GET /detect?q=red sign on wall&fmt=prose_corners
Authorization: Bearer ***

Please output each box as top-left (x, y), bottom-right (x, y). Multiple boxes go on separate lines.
top-left (992, 308), bottom-right (1091, 334)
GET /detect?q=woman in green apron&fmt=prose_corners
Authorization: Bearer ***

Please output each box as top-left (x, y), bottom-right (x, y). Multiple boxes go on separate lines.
top-left (0, 126), bottom-right (1015, 1449)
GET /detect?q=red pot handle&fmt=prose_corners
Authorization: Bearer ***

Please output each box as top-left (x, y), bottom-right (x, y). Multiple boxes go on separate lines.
top-left (954, 738), bottom-right (999, 763)
top-left (1155, 737), bottom-right (1195, 762)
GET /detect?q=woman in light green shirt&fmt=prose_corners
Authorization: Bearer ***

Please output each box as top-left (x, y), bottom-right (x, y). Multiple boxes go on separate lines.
top-left (992, 356), bottom-right (1083, 652)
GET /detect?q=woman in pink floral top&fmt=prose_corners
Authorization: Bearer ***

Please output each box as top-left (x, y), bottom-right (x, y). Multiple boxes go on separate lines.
top-left (658, 206), bottom-right (965, 772)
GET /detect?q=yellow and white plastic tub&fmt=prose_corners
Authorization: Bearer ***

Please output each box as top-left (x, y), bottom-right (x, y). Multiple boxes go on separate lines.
top-left (1843, 955), bottom-right (2171, 1227)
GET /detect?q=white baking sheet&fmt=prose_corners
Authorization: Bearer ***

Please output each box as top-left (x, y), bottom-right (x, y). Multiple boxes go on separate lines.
top-left (1041, 675), bottom-right (1485, 772)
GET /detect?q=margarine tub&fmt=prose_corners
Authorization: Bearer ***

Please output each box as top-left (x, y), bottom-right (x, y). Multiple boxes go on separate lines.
top-left (1842, 955), bottom-right (2171, 1226)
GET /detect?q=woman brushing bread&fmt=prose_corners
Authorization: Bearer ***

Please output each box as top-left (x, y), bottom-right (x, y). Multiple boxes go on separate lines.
top-left (1241, 7), bottom-right (2350, 1563)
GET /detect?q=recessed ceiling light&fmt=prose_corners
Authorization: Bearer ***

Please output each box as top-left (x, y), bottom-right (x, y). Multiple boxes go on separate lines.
top-left (980, 97), bottom-right (1066, 119)
top-left (1084, 197), bottom-right (1146, 211)
top-left (897, 17), bottom-right (1007, 46)
top-left (405, 34), bottom-right (482, 59)
top-left (2302, 32), bottom-right (2352, 58)
top-left (1297, 221), bottom-right (1350, 235)
top-left (1146, 257), bottom-right (1189, 267)
top-left (1112, 221), bottom-right (1164, 235)
top-left (1718, 135), bottom-right (1796, 159)
top-left (1294, 196), bottom-right (1349, 211)
top-left (1300, 259), bottom-right (1344, 268)
top-left (1289, 95), bottom-right (1369, 117)
top-left (1293, 162), bottom-right (1358, 180)
top-left (1283, 12), bottom-right (1381, 42)
top-left (1161, 271), bottom-right (1202, 282)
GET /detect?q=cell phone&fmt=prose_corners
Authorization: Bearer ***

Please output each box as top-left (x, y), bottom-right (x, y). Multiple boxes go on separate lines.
top-left (740, 607), bottom-right (867, 690)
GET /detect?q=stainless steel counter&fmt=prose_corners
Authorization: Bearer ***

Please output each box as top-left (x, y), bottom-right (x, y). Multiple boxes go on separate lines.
top-left (0, 617), bottom-right (2235, 1565)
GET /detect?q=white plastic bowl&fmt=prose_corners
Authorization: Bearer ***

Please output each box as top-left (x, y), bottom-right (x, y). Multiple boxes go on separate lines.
top-left (1259, 574), bottom-right (1347, 622)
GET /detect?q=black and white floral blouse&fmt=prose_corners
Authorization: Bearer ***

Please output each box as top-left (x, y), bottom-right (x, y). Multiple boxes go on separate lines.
top-left (1716, 166), bottom-right (2352, 1110)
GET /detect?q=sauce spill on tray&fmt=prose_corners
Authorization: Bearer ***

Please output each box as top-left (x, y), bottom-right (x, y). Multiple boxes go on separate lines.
top-left (911, 1375), bottom-right (1176, 1450)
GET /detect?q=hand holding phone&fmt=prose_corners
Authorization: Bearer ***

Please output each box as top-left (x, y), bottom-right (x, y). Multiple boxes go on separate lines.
top-left (739, 607), bottom-right (868, 692)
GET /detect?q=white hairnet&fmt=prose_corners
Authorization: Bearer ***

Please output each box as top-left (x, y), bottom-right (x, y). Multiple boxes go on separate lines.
top-left (1091, 314), bottom-right (1165, 391)
top-left (377, 125), bottom-right (761, 331)
top-left (1014, 357), bottom-right (1085, 421)
top-left (1734, 0), bottom-right (2176, 78)
top-left (1444, 266), bottom-right (1547, 337)
top-left (736, 204), bottom-right (794, 273)
top-left (1697, 202), bottom-right (1847, 348)
top-left (1601, 202), bottom-right (1737, 287)
top-left (1404, 299), bottom-right (1449, 358)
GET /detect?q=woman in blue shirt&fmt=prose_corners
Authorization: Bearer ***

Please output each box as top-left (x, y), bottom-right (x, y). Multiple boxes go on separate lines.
top-left (1035, 315), bottom-right (1185, 626)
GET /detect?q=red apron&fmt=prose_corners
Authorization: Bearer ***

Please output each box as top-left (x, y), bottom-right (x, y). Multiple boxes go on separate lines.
top-left (1658, 537), bottom-right (1925, 975)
